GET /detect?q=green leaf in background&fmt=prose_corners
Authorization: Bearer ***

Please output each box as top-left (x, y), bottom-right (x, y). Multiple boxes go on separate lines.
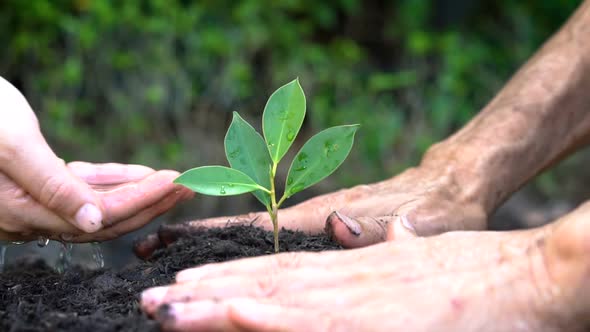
top-left (263, 78), bottom-right (306, 163)
top-left (224, 112), bottom-right (272, 206)
top-left (285, 124), bottom-right (359, 198)
top-left (174, 166), bottom-right (268, 196)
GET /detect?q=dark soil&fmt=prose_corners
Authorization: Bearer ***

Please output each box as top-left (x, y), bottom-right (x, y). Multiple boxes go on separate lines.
top-left (0, 226), bottom-right (341, 332)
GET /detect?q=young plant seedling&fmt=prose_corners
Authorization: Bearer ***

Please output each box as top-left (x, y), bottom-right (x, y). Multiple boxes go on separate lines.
top-left (174, 79), bottom-right (359, 252)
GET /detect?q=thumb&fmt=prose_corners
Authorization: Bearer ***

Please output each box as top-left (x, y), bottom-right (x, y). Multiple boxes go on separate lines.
top-left (0, 134), bottom-right (104, 233)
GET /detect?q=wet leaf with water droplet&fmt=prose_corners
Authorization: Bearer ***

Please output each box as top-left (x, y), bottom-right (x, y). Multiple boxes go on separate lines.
top-left (175, 166), bottom-right (268, 196)
top-left (224, 112), bottom-right (272, 205)
top-left (285, 125), bottom-right (359, 197)
top-left (263, 78), bottom-right (306, 163)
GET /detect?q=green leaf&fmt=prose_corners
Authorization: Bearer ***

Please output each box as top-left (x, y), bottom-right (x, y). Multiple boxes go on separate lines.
top-left (284, 125), bottom-right (359, 198)
top-left (174, 166), bottom-right (269, 196)
top-left (225, 112), bottom-right (272, 206)
top-left (263, 78), bottom-right (306, 163)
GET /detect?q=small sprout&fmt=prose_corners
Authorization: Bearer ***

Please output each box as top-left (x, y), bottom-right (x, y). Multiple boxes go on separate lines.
top-left (174, 79), bottom-right (359, 252)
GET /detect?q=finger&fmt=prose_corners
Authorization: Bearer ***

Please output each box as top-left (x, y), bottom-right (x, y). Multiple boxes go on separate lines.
top-left (228, 300), bottom-right (333, 332)
top-left (325, 211), bottom-right (414, 248)
top-left (0, 136), bottom-right (104, 233)
top-left (143, 266), bottom-right (379, 314)
top-left (68, 162), bottom-right (155, 186)
top-left (154, 299), bottom-right (331, 332)
top-left (0, 173), bottom-right (80, 238)
top-left (391, 201), bottom-right (486, 237)
top-left (132, 223), bottom-right (188, 261)
top-left (133, 233), bottom-right (165, 260)
top-left (154, 300), bottom-right (241, 332)
top-left (98, 170), bottom-right (191, 226)
top-left (71, 188), bottom-right (191, 242)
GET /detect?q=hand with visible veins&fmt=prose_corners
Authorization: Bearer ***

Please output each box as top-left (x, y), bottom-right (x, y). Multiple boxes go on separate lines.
top-left (141, 202), bottom-right (590, 331)
top-left (135, 0), bottom-right (590, 259)
top-left (140, 1), bottom-right (590, 330)
top-left (0, 77), bottom-right (193, 242)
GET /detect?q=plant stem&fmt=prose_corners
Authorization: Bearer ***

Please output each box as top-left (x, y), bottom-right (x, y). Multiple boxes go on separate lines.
top-left (270, 203), bottom-right (279, 253)
top-left (269, 162), bottom-right (280, 253)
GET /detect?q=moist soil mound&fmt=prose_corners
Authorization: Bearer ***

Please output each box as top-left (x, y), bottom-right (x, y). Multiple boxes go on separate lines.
top-left (0, 225), bottom-right (341, 331)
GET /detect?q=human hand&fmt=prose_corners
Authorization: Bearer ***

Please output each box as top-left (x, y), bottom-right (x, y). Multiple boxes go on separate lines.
top-left (141, 205), bottom-right (590, 331)
top-left (134, 164), bottom-right (487, 258)
top-left (0, 76), bottom-right (193, 242)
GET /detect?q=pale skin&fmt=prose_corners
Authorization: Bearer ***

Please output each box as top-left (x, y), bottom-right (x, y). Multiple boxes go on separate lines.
top-left (0, 76), bottom-right (194, 243)
top-left (140, 1), bottom-right (590, 331)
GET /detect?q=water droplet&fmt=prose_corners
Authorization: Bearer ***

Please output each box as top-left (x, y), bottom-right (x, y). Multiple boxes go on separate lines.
top-left (37, 236), bottom-right (49, 248)
top-left (297, 152), bottom-right (308, 162)
top-left (286, 131), bottom-right (295, 142)
top-left (294, 166), bottom-right (307, 172)
top-left (10, 241), bottom-right (25, 245)
top-left (229, 148), bottom-right (241, 159)
top-left (287, 177), bottom-right (293, 185)
top-left (91, 242), bottom-right (104, 269)
top-left (57, 242), bottom-right (73, 274)
top-left (0, 244), bottom-right (6, 272)
top-left (228, 183), bottom-right (234, 187)
top-left (220, 185), bottom-right (226, 195)
top-left (278, 109), bottom-right (292, 120)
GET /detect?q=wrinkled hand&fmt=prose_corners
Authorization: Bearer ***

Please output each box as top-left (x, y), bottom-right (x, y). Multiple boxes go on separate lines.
top-left (0, 76), bottom-right (193, 242)
top-left (141, 209), bottom-right (590, 331)
top-left (134, 165), bottom-right (487, 258)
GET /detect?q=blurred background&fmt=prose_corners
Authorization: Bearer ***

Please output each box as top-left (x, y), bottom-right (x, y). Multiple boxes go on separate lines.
top-left (0, 0), bottom-right (587, 268)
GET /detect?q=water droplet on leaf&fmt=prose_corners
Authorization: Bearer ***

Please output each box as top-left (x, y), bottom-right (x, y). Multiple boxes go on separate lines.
top-left (286, 131), bottom-right (295, 141)
top-left (220, 185), bottom-right (226, 195)
top-left (287, 177), bottom-right (293, 185)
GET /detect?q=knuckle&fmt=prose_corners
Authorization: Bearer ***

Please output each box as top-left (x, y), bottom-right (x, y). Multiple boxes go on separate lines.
top-left (0, 139), bottom-right (19, 166)
top-left (40, 176), bottom-right (73, 211)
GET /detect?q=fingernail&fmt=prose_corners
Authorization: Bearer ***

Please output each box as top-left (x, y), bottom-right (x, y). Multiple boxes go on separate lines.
top-left (333, 211), bottom-right (361, 236)
top-left (142, 287), bottom-right (168, 308)
top-left (75, 203), bottom-right (103, 233)
top-left (155, 303), bottom-right (178, 327)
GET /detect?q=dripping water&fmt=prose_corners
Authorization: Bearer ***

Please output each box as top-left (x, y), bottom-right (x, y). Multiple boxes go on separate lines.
top-left (37, 236), bottom-right (49, 248)
top-left (91, 242), bottom-right (104, 269)
top-left (57, 242), bottom-right (73, 274)
top-left (0, 244), bottom-right (6, 272)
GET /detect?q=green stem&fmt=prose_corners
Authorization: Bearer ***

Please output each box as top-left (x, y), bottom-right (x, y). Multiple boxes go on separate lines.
top-left (269, 162), bottom-right (280, 253)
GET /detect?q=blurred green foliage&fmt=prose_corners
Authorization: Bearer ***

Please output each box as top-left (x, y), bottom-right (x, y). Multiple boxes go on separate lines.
top-left (0, 0), bottom-right (583, 204)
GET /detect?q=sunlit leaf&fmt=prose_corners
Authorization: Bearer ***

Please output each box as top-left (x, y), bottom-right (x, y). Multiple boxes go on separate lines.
top-left (225, 112), bottom-right (272, 206)
top-left (174, 166), bottom-right (268, 196)
top-left (263, 78), bottom-right (306, 163)
top-left (284, 125), bottom-right (359, 198)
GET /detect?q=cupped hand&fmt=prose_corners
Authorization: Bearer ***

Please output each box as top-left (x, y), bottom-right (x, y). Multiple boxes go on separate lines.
top-left (134, 165), bottom-right (487, 258)
top-left (140, 208), bottom-right (590, 332)
top-left (0, 76), bottom-right (193, 242)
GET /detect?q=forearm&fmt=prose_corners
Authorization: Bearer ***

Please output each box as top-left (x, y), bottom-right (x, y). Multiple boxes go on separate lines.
top-left (421, 0), bottom-right (590, 215)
